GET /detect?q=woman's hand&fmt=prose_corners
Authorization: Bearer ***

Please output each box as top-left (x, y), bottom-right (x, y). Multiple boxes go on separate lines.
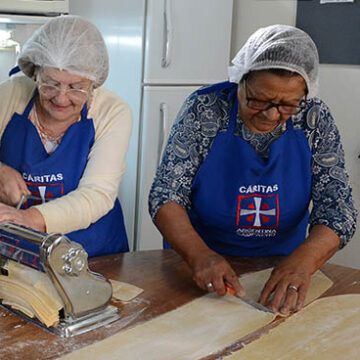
top-left (259, 225), bottom-right (340, 314)
top-left (0, 203), bottom-right (46, 232)
top-left (0, 164), bottom-right (29, 206)
top-left (259, 257), bottom-right (312, 314)
top-left (155, 202), bottom-right (245, 297)
top-left (189, 249), bottom-right (246, 297)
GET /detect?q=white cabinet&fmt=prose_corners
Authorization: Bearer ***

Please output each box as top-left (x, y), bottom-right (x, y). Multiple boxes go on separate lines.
top-left (0, 0), bottom-right (69, 15)
top-left (143, 0), bottom-right (233, 84)
top-left (136, 0), bottom-right (233, 250)
top-left (136, 86), bottom-right (199, 250)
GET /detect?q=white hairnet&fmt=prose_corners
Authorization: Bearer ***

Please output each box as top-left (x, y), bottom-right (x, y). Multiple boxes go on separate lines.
top-left (228, 24), bottom-right (319, 97)
top-left (18, 15), bottom-right (109, 88)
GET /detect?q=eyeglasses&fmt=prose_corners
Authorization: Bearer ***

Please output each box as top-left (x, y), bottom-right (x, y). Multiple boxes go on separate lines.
top-left (243, 81), bottom-right (306, 115)
top-left (37, 81), bottom-right (92, 103)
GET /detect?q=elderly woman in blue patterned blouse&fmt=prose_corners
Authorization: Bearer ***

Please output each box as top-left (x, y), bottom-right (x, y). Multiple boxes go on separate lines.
top-left (149, 25), bottom-right (357, 314)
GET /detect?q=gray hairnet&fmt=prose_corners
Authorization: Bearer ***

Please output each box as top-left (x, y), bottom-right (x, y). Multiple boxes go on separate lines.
top-left (228, 24), bottom-right (319, 97)
top-left (18, 15), bottom-right (109, 88)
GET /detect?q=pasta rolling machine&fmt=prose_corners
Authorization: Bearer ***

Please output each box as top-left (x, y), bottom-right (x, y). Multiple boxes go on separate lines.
top-left (0, 222), bottom-right (120, 337)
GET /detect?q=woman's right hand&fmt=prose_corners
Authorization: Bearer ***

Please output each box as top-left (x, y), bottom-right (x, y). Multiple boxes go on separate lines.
top-left (0, 164), bottom-right (29, 206)
top-left (189, 249), bottom-right (246, 297)
top-left (155, 202), bottom-right (246, 298)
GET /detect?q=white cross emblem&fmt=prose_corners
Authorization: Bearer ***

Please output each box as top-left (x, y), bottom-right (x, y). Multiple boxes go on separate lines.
top-left (38, 185), bottom-right (47, 203)
top-left (239, 197), bottom-right (276, 227)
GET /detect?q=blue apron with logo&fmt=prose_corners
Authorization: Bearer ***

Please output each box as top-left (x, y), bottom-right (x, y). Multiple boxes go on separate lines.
top-left (0, 91), bottom-right (128, 257)
top-left (185, 81), bottom-right (312, 256)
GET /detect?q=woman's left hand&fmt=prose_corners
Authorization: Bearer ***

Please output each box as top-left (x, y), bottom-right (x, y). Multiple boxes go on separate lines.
top-left (259, 225), bottom-right (340, 314)
top-left (0, 203), bottom-right (46, 231)
top-left (258, 256), bottom-right (312, 314)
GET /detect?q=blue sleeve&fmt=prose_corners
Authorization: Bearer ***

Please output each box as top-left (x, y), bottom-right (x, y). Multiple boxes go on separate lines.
top-left (148, 91), bottom-right (226, 220)
top-left (307, 99), bottom-right (358, 247)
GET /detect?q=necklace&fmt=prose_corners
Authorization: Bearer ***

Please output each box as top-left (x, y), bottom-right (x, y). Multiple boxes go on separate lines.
top-left (31, 93), bottom-right (94, 146)
top-left (32, 104), bottom-right (65, 144)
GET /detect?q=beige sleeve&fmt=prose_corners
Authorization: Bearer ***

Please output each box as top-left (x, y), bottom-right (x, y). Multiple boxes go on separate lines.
top-left (0, 77), bottom-right (35, 140)
top-left (35, 88), bottom-right (133, 234)
top-left (0, 80), bottom-right (14, 138)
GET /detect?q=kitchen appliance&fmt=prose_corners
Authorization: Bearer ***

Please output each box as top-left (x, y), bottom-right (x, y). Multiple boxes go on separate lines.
top-left (0, 222), bottom-right (120, 337)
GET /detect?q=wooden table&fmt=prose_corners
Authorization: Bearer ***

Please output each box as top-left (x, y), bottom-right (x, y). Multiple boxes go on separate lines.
top-left (1, 250), bottom-right (360, 360)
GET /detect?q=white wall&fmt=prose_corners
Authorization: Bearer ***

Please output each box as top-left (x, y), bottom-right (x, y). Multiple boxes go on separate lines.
top-left (231, 0), bottom-right (360, 269)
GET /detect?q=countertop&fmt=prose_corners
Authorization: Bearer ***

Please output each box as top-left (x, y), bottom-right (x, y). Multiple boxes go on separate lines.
top-left (1, 250), bottom-right (360, 360)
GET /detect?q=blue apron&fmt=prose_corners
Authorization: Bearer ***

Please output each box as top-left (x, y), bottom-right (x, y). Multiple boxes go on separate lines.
top-left (0, 91), bottom-right (128, 257)
top-left (185, 81), bottom-right (312, 256)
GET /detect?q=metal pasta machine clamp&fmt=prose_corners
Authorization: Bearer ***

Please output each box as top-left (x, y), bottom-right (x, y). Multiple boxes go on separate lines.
top-left (0, 222), bottom-right (120, 337)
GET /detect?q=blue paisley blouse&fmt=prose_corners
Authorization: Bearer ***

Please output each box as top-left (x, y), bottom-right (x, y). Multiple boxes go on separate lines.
top-left (149, 86), bottom-right (357, 248)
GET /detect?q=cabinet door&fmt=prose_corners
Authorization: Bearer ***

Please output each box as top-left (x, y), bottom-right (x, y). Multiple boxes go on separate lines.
top-left (136, 86), bottom-right (199, 250)
top-left (144, 0), bottom-right (233, 84)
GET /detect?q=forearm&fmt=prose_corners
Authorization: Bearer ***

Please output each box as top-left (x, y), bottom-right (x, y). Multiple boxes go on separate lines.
top-left (154, 202), bottom-right (215, 266)
top-left (23, 207), bottom-right (46, 232)
top-left (35, 177), bottom-right (119, 234)
top-left (286, 224), bottom-right (340, 273)
top-left (155, 201), bottom-right (245, 296)
top-left (0, 205), bottom-right (46, 232)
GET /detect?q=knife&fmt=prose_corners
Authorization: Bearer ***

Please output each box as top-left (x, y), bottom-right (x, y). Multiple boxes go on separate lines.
top-left (225, 284), bottom-right (273, 313)
top-left (16, 193), bottom-right (53, 209)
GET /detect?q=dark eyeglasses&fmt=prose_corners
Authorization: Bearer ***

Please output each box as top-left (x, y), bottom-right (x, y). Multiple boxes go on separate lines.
top-left (243, 81), bottom-right (307, 115)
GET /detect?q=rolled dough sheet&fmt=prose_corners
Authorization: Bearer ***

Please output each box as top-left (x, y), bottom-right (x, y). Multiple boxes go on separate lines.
top-left (61, 292), bottom-right (275, 360)
top-left (110, 280), bottom-right (143, 302)
top-left (225, 294), bottom-right (360, 359)
top-left (60, 268), bottom-right (332, 360)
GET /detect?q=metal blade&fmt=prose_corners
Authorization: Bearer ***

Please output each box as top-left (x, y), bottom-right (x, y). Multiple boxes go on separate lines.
top-left (238, 296), bottom-right (274, 313)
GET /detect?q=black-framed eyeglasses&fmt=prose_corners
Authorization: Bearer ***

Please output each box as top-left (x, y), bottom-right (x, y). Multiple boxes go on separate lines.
top-left (243, 81), bottom-right (307, 115)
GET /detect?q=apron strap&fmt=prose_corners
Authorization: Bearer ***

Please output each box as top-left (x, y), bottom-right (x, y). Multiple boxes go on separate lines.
top-left (9, 66), bottom-right (20, 77)
top-left (286, 116), bottom-right (294, 131)
top-left (22, 89), bottom-right (38, 118)
top-left (80, 102), bottom-right (89, 121)
top-left (227, 96), bottom-right (239, 135)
